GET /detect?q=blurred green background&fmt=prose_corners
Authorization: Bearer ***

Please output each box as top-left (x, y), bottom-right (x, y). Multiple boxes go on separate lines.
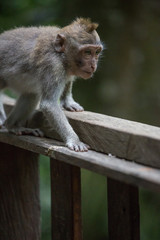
top-left (1, 0), bottom-right (160, 239)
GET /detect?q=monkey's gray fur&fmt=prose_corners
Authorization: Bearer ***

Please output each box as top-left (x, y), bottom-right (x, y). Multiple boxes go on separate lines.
top-left (0, 19), bottom-right (102, 151)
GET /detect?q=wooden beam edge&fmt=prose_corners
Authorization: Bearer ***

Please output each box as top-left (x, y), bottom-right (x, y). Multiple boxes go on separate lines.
top-left (0, 131), bottom-right (160, 193)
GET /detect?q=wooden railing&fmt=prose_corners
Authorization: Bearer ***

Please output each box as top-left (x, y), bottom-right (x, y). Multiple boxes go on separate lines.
top-left (0, 95), bottom-right (160, 240)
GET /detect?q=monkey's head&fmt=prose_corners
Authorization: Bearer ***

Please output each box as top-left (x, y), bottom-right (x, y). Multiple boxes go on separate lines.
top-left (54, 18), bottom-right (103, 79)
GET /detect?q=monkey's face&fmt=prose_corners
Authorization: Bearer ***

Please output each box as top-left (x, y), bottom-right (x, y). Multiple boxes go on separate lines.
top-left (54, 32), bottom-right (103, 79)
top-left (74, 44), bottom-right (103, 79)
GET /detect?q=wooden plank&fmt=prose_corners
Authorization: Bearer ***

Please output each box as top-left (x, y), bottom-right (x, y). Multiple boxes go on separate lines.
top-left (3, 96), bottom-right (160, 168)
top-left (28, 105), bottom-right (160, 168)
top-left (50, 159), bottom-right (82, 240)
top-left (0, 142), bottom-right (40, 240)
top-left (107, 178), bottom-right (140, 240)
top-left (0, 132), bottom-right (160, 192)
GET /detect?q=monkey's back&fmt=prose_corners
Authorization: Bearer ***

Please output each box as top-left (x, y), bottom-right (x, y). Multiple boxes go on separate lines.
top-left (0, 26), bottom-right (60, 93)
top-left (0, 26), bottom-right (60, 60)
top-left (0, 26), bottom-right (59, 41)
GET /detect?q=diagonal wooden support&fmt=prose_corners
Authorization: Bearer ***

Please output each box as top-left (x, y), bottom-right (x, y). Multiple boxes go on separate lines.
top-left (50, 158), bottom-right (82, 240)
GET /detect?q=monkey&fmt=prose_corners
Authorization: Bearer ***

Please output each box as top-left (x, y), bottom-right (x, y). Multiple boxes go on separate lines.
top-left (0, 18), bottom-right (103, 152)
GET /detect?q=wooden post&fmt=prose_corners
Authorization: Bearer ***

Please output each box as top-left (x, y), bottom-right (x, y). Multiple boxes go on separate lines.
top-left (0, 142), bottom-right (40, 240)
top-left (50, 158), bottom-right (82, 240)
top-left (107, 178), bottom-right (140, 240)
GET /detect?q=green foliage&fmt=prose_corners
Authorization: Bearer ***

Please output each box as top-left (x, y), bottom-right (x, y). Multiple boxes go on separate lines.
top-left (140, 189), bottom-right (160, 240)
top-left (82, 170), bottom-right (108, 240)
top-left (0, 0), bottom-right (59, 30)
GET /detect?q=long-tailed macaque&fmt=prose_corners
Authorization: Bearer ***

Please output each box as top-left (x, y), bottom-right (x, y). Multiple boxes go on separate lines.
top-left (0, 18), bottom-right (103, 151)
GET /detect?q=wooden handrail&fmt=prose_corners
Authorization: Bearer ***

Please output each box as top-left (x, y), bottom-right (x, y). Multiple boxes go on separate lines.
top-left (3, 94), bottom-right (160, 168)
top-left (0, 95), bottom-right (160, 240)
top-left (0, 131), bottom-right (160, 193)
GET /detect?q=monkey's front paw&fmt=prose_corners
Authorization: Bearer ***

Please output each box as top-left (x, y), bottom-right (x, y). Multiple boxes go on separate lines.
top-left (61, 101), bottom-right (84, 112)
top-left (66, 140), bottom-right (90, 152)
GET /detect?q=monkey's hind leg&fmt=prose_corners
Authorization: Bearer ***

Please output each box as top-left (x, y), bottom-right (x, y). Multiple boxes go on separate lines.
top-left (5, 93), bottom-right (44, 137)
top-left (9, 127), bottom-right (44, 137)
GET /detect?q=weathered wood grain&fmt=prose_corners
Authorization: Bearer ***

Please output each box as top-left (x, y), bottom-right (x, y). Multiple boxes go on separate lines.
top-left (3, 95), bottom-right (160, 168)
top-left (50, 159), bottom-right (82, 240)
top-left (0, 142), bottom-right (40, 240)
top-left (107, 178), bottom-right (140, 240)
top-left (66, 111), bottom-right (160, 168)
top-left (0, 131), bottom-right (160, 192)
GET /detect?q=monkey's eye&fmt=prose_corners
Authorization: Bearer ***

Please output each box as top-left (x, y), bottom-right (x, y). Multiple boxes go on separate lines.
top-left (96, 50), bottom-right (101, 55)
top-left (84, 50), bottom-right (92, 55)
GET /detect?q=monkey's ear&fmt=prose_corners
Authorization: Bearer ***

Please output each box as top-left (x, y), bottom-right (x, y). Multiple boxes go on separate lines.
top-left (86, 23), bottom-right (99, 33)
top-left (54, 34), bottom-right (66, 53)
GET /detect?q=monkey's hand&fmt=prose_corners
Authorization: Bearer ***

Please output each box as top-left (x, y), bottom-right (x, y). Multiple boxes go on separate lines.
top-left (61, 98), bottom-right (84, 112)
top-left (66, 139), bottom-right (90, 152)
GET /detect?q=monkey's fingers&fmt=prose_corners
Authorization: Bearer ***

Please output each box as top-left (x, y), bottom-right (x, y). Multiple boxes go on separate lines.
top-left (78, 142), bottom-right (90, 152)
top-left (9, 127), bottom-right (44, 137)
top-left (62, 102), bottom-right (84, 112)
top-left (66, 141), bottom-right (90, 152)
top-left (70, 106), bottom-right (84, 112)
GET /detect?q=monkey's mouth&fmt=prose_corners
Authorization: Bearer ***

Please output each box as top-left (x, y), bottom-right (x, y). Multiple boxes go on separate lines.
top-left (83, 70), bottom-right (93, 75)
top-left (80, 71), bottom-right (93, 79)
